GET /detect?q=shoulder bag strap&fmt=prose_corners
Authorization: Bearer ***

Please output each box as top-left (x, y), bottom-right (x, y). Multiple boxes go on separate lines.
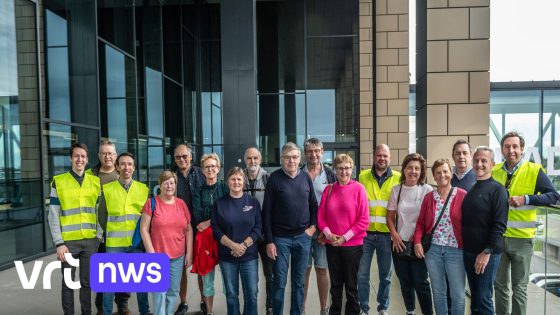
top-left (429, 187), bottom-right (454, 234)
top-left (394, 184), bottom-right (403, 228)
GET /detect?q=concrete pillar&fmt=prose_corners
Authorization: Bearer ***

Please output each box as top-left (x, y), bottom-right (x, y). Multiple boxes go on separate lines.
top-left (416, 0), bottom-right (490, 181)
top-left (361, 0), bottom-right (409, 169)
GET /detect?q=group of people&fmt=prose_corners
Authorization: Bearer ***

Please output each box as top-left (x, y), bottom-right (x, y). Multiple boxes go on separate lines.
top-left (359, 132), bottom-right (559, 315)
top-left (47, 131), bottom-right (559, 315)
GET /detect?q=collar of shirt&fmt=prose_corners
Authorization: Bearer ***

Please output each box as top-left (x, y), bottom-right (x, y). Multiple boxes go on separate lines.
top-left (282, 167), bottom-right (300, 178)
top-left (371, 166), bottom-right (392, 180)
top-left (453, 166), bottom-right (472, 180)
top-left (303, 163), bottom-right (326, 178)
top-left (70, 169), bottom-right (84, 180)
top-left (502, 159), bottom-right (524, 175)
top-left (119, 179), bottom-right (132, 191)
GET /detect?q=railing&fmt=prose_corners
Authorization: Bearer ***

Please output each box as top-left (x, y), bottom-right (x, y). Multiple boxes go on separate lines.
top-left (530, 204), bottom-right (560, 314)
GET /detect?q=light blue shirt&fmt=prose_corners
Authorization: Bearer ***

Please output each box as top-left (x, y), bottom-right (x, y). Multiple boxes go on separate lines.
top-left (304, 164), bottom-right (329, 204)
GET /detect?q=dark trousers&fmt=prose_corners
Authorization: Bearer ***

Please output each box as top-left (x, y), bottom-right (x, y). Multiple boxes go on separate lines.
top-left (326, 244), bottom-right (362, 315)
top-left (393, 256), bottom-right (433, 315)
top-left (61, 238), bottom-right (99, 315)
top-left (464, 251), bottom-right (501, 315)
top-left (259, 242), bottom-right (274, 310)
top-left (94, 241), bottom-right (130, 312)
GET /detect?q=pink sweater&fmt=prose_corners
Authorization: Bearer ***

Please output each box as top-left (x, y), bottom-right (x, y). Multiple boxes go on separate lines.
top-left (318, 180), bottom-right (370, 246)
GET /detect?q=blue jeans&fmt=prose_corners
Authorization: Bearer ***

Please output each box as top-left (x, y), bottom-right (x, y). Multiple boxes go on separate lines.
top-left (103, 246), bottom-right (149, 315)
top-left (153, 256), bottom-right (184, 315)
top-left (357, 232), bottom-right (392, 312)
top-left (425, 244), bottom-right (465, 315)
top-left (464, 251), bottom-right (501, 315)
top-left (220, 259), bottom-right (259, 315)
top-left (272, 232), bottom-right (312, 315)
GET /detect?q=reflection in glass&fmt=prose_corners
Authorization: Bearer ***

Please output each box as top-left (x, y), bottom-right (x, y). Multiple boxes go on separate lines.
top-left (163, 3), bottom-right (182, 82)
top-left (490, 90), bottom-right (540, 161)
top-left (148, 138), bottom-right (164, 192)
top-left (97, 0), bottom-right (134, 54)
top-left (307, 90), bottom-right (335, 142)
top-left (257, 0), bottom-right (305, 93)
top-left (0, 0), bottom-right (46, 265)
top-left (45, 9), bottom-right (68, 47)
top-left (543, 91), bottom-right (560, 190)
top-left (145, 68), bottom-right (164, 137)
top-left (105, 45), bottom-right (126, 98)
top-left (306, 0), bottom-right (358, 36)
top-left (183, 31), bottom-right (197, 143)
top-left (165, 79), bottom-right (183, 147)
top-left (307, 37), bottom-right (357, 142)
top-left (211, 93), bottom-right (222, 145)
top-left (46, 48), bottom-right (71, 121)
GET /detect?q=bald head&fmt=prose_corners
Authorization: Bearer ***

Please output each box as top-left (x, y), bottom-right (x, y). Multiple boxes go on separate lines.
top-left (373, 144), bottom-right (391, 174)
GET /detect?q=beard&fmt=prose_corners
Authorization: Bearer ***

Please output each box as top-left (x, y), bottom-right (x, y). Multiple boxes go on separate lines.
top-left (247, 165), bottom-right (259, 173)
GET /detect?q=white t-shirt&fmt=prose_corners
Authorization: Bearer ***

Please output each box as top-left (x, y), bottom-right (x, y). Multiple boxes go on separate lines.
top-left (386, 184), bottom-right (433, 241)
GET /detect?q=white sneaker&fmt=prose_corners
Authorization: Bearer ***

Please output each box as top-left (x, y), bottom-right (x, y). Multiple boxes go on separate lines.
top-left (379, 310), bottom-right (389, 315)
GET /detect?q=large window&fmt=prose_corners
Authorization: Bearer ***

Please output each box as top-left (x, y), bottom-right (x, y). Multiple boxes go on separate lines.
top-left (490, 85), bottom-right (560, 191)
top-left (256, 0), bottom-right (359, 167)
top-left (0, 0), bottom-right (44, 267)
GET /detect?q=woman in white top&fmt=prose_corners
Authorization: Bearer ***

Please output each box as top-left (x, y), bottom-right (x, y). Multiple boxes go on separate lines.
top-left (386, 153), bottom-right (434, 315)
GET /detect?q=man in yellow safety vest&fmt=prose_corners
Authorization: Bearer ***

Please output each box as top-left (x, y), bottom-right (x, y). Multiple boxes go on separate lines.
top-left (493, 131), bottom-right (560, 315)
top-left (102, 152), bottom-right (150, 315)
top-left (357, 144), bottom-right (401, 315)
top-left (48, 143), bottom-right (102, 315)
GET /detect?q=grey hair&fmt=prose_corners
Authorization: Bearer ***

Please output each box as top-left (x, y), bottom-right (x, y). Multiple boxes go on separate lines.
top-left (281, 142), bottom-right (301, 158)
top-left (99, 140), bottom-right (116, 151)
top-left (304, 137), bottom-right (323, 150)
top-left (474, 146), bottom-right (495, 161)
top-left (174, 143), bottom-right (193, 156)
top-left (243, 146), bottom-right (262, 160)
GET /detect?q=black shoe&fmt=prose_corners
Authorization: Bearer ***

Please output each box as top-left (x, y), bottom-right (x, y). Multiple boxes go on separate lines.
top-left (200, 301), bottom-right (208, 315)
top-left (175, 304), bottom-right (189, 315)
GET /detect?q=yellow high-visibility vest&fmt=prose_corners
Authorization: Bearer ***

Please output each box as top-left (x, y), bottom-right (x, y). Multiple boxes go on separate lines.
top-left (53, 172), bottom-right (100, 241)
top-left (359, 169), bottom-right (401, 233)
top-left (492, 161), bottom-right (541, 238)
top-left (103, 180), bottom-right (149, 247)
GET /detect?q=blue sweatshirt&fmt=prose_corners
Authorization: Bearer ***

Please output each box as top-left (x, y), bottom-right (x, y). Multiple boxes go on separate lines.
top-left (211, 193), bottom-right (262, 262)
top-left (262, 169), bottom-right (318, 243)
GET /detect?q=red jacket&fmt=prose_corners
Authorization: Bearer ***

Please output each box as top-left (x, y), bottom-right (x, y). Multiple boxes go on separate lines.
top-left (413, 188), bottom-right (466, 248)
top-left (191, 227), bottom-right (218, 276)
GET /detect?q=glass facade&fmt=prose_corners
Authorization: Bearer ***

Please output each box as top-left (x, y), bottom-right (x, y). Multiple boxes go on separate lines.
top-left (0, 0), bottom-right (45, 266)
top-left (0, 0), bottom-right (360, 268)
top-left (256, 0), bottom-right (359, 167)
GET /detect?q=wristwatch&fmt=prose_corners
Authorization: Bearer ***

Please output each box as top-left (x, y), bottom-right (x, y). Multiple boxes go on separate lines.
top-left (482, 248), bottom-right (492, 254)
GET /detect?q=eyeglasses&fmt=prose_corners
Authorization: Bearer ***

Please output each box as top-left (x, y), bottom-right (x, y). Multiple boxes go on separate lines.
top-left (336, 166), bottom-right (353, 172)
top-left (204, 165), bottom-right (218, 170)
top-left (100, 152), bottom-right (116, 156)
top-left (282, 155), bottom-right (300, 161)
top-left (174, 155), bottom-right (190, 160)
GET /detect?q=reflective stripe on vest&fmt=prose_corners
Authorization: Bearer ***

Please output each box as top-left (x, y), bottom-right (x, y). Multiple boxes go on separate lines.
top-left (369, 216), bottom-right (387, 224)
top-left (368, 200), bottom-right (389, 208)
top-left (359, 169), bottom-right (401, 233)
top-left (492, 161), bottom-right (541, 238)
top-left (103, 180), bottom-right (149, 248)
top-left (53, 172), bottom-right (100, 241)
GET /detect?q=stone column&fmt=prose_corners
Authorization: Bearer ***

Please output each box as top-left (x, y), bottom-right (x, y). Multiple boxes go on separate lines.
top-left (416, 0), bottom-right (490, 180)
top-left (360, 0), bottom-right (409, 169)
